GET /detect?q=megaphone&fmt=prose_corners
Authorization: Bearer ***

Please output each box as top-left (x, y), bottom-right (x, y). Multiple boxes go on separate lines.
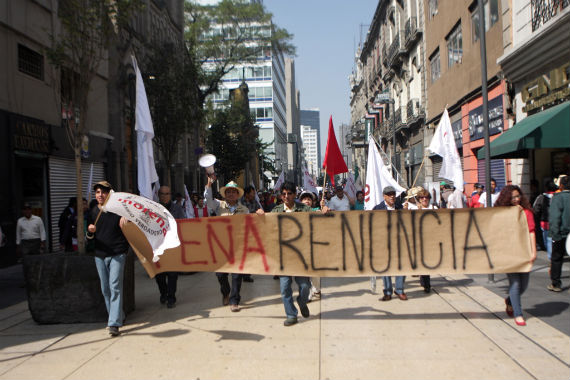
top-left (199, 154), bottom-right (216, 176)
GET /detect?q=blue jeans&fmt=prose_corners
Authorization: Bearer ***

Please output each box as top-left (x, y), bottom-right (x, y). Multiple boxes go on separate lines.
top-left (542, 229), bottom-right (552, 260)
top-left (383, 276), bottom-right (406, 295)
top-left (507, 272), bottom-right (529, 318)
top-left (279, 276), bottom-right (310, 319)
top-left (95, 254), bottom-right (126, 327)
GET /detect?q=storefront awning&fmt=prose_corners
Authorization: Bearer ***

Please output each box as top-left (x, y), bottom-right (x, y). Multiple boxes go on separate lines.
top-left (477, 101), bottom-right (570, 159)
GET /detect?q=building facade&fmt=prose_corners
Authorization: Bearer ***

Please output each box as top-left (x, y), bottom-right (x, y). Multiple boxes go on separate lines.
top-left (493, 1), bottom-right (570, 191)
top-left (424, 0), bottom-right (509, 198)
top-left (350, 0), bottom-right (428, 188)
top-left (301, 125), bottom-right (319, 178)
top-left (284, 58), bottom-right (303, 185)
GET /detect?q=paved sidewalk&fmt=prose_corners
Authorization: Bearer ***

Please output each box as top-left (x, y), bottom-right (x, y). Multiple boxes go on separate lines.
top-left (0, 267), bottom-right (568, 379)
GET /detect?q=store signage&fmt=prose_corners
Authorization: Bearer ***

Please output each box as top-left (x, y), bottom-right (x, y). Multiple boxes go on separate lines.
top-left (522, 62), bottom-right (570, 113)
top-left (468, 96), bottom-right (504, 141)
top-left (11, 115), bottom-right (50, 154)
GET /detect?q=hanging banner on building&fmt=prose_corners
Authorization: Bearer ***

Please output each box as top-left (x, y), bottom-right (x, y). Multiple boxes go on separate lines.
top-left (122, 206), bottom-right (533, 278)
top-left (104, 191), bottom-right (180, 261)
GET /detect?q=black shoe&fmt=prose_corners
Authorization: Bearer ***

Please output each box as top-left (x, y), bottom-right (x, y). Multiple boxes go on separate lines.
top-left (160, 295), bottom-right (167, 304)
top-left (424, 286), bottom-right (431, 293)
top-left (243, 275), bottom-right (254, 283)
top-left (273, 275), bottom-right (279, 280)
top-left (108, 326), bottom-right (120, 336)
top-left (299, 302), bottom-right (310, 318)
top-left (283, 317), bottom-right (298, 326)
top-left (167, 300), bottom-right (176, 308)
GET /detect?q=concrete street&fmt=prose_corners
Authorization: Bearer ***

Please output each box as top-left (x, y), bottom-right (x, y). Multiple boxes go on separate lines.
top-left (0, 252), bottom-right (568, 380)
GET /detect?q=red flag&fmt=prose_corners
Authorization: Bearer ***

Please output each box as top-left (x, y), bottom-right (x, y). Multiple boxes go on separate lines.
top-left (322, 116), bottom-right (348, 185)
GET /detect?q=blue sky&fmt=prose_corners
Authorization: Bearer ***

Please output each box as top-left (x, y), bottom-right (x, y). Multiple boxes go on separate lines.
top-left (263, 0), bottom-right (378, 159)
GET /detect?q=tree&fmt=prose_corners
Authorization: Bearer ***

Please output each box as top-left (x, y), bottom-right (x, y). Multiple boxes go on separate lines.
top-left (256, 138), bottom-right (276, 188)
top-left (46, 0), bottom-right (140, 254)
top-left (144, 43), bottom-right (199, 187)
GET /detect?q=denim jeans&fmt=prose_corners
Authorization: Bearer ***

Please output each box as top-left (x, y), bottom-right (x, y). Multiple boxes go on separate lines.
top-left (542, 229), bottom-right (552, 260)
top-left (506, 272), bottom-right (529, 317)
top-left (155, 272), bottom-right (178, 303)
top-left (216, 273), bottom-right (243, 305)
top-left (279, 276), bottom-right (310, 319)
top-left (94, 254), bottom-right (126, 327)
top-left (383, 276), bottom-right (406, 295)
top-left (551, 237), bottom-right (567, 288)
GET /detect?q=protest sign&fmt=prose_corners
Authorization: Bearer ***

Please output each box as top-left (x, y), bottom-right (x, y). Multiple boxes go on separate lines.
top-left (104, 191), bottom-right (180, 261)
top-left (122, 206), bottom-right (532, 278)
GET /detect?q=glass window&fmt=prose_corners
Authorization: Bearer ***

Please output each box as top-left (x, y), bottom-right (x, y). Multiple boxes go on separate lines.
top-left (429, 0), bottom-right (438, 19)
top-left (18, 44), bottom-right (44, 80)
top-left (471, 0), bottom-right (499, 42)
top-left (430, 49), bottom-right (440, 83)
top-left (447, 23), bottom-right (462, 68)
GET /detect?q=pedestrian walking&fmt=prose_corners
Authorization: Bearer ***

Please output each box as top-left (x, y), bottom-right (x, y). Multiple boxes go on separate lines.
top-left (494, 185), bottom-right (537, 326)
top-left (154, 186), bottom-right (186, 308)
top-left (373, 186), bottom-right (408, 301)
top-left (16, 203), bottom-right (46, 257)
top-left (548, 175), bottom-right (569, 292)
top-left (204, 176), bottom-right (250, 312)
top-left (86, 181), bottom-right (129, 337)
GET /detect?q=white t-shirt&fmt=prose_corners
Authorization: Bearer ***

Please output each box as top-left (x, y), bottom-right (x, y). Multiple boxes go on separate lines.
top-left (479, 191), bottom-right (499, 207)
top-left (328, 195), bottom-right (351, 211)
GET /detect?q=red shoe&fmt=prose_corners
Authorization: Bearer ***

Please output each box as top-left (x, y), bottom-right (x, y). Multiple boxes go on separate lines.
top-left (515, 317), bottom-right (526, 326)
top-left (505, 298), bottom-right (514, 318)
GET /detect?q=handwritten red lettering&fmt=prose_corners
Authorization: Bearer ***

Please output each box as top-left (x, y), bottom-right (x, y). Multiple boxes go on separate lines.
top-left (240, 215), bottom-right (270, 272)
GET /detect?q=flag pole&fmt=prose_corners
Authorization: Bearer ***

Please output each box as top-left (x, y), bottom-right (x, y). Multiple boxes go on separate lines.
top-left (321, 168), bottom-right (327, 201)
top-left (410, 154), bottom-right (427, 188)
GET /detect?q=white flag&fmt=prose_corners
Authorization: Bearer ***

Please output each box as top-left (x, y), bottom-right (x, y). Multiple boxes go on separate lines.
top-left (364, 139), bottom-right (406, 210)
top-left (273, 170), bottom-right (285, 193)
top-left (428, 109), bottom-right (464, 192)
top-left (345, 172), bottom-right (358, 200)
top-left (103, 191), bottom-right (180, 262)
top-left (85, 163), bottom-right (94, 201)
top-left (302, 166), bottom-right (318, 195)
top-left (183, 184), bottom-right (195, 218)
top-left (152, 181), bottom-right (160, 202)
top-left (132, 55), bottom-right (159, 200)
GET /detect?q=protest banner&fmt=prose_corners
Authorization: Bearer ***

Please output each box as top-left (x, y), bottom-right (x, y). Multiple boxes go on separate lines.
top-left (104, 191), bottom-right (180, 261)
top-left (122, 206), bottom-right (533, 278)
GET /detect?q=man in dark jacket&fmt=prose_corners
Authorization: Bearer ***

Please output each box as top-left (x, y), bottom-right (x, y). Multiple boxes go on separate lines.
top-left (548, 176), bottom-right (569, 292)
top-left (87, 181), bottom-right (129, 337)
top-left (373, 186), bottom-right (408, 301)
top-left (155, 186), bottom-right (186, 308)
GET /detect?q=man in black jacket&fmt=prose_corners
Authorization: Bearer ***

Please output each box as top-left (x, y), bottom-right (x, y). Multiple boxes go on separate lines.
top-left (373, 186), bottom-right (408, 301)
top-left (155, 186), bottom-right (186, 308)
top-left (87, 181), bottom-right (129, 337)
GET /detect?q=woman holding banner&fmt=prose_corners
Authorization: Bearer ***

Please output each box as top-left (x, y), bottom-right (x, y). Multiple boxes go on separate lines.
top-left (494, 185), bottom-right (537, 326)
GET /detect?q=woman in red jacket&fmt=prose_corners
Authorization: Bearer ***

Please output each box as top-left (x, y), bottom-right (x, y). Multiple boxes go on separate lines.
top-left (494, 185), bottom-right (537, 326)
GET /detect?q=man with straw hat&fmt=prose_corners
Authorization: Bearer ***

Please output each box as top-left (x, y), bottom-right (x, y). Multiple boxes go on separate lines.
top-left (86, 181), bottom-right (129, 337)
top-left (204, 175), bottom-right (250, 312)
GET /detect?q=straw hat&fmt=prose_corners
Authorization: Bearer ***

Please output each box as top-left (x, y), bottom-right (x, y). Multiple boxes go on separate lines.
top-left (220, 181), bottom-right (244, 198)
top-left (405, 186), bottom-right (424, 200)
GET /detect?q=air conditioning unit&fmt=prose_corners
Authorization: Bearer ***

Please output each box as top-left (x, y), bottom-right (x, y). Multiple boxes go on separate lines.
top-left (287, 133), bottom-right (297, 143)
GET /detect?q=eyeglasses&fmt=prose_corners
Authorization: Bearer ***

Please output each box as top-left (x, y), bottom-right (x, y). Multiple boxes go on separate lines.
top-left (281, 192), bottom-right (294, 196)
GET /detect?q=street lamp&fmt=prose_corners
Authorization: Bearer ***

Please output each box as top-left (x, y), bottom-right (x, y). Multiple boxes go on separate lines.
top-left (375, 92), bottom-right (396, 179)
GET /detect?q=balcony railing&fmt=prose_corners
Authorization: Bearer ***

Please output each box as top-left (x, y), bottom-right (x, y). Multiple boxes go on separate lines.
top-left (406, 98), bottom-right (425, 124)
top-left (404, 17), bottom-right (421, 48)
top-left (388, 31), bottom-right (406, 68)
top-left (531, 0), bottom-right (569, 31)
top-left (382, 43), bottom-right (388, 67)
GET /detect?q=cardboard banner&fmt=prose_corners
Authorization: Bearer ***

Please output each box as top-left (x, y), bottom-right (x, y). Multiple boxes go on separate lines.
top-left (104, 191), bottom-right (180, 261)
top-left (122, 206), bottom-right (533, 278)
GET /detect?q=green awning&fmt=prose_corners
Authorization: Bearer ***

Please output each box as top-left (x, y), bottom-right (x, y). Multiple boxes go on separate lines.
top-left (477, 101), bottom-right (570, 159)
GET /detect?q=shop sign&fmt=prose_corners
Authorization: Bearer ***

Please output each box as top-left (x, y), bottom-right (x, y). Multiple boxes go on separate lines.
top-left (468, 96), bottom-right (504, 141)
top-left (522, 62), bottom-right (570, 113)
top-left (11, 115), bottom-right (51, 154)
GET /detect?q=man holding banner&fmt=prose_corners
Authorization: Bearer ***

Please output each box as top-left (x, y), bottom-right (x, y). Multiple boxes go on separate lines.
top-left (86, 181), bottom-right (129, 337)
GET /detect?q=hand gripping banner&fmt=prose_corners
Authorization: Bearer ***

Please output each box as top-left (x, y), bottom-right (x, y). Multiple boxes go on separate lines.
top-left (104, 191), bottom-right (180, 261)
top-left (121, 206), bottom-right (533, 278)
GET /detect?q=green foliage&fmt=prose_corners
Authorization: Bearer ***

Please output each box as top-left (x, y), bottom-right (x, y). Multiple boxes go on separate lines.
top-left (144, 43), bottom-right (199, 174)
top-left (206, 102), bottom-right (258, 182)
top-left (185, 0), bottom-right (295, 102)
top-left (256, 138), bottom-right (276, 186)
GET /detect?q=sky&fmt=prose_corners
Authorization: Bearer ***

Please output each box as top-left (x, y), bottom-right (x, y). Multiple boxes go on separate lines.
top-left (263, 0), bottom-right (378, 162)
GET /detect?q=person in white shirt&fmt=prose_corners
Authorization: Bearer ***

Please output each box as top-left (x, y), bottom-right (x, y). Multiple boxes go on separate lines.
top-left (16, 203), bottom-right (46, 256)
top-left (480, 178), bottom-right (499, 207)
top-left (447, 187), bottom-right (467, 208)
top-left (327, 185), bottom-right (354, 211)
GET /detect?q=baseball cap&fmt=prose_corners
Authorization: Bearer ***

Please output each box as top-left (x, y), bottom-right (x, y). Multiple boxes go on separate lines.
top-left (93, 181), bottom-right (113, 191)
